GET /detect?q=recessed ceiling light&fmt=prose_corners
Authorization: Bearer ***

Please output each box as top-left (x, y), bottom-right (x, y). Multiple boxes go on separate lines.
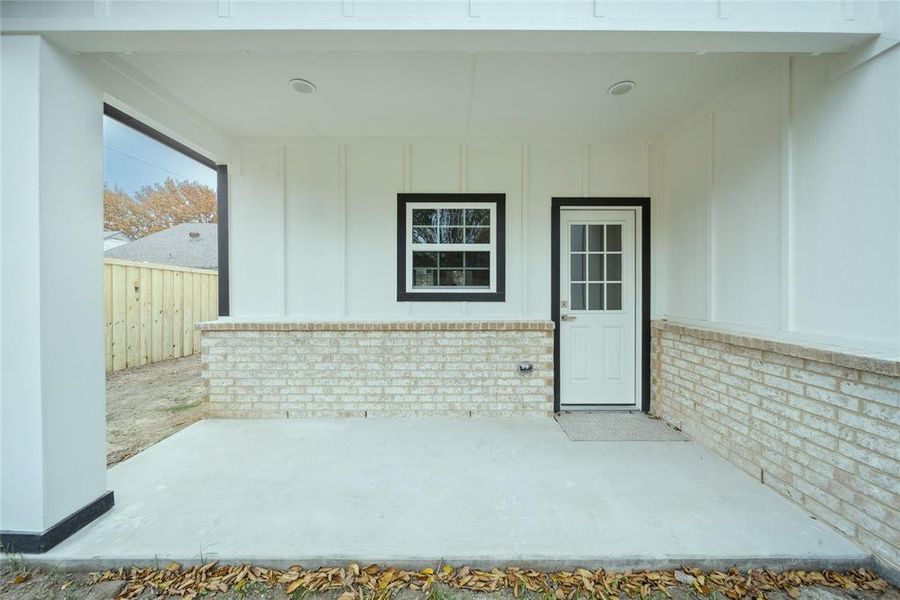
top-left (607, 80), bottom-right (636, 96)
top-left (289, 78), bottom-right (317, 94)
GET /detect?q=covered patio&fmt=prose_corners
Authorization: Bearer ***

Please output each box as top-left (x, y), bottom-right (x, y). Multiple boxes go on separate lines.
top-left (35, 417), bottom-right (865, 570)
top-left (2, 0), bottom-right (898, 580)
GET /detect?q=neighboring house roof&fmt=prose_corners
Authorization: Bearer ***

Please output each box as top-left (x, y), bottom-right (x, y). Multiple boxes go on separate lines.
top-left (104, 230), bottom-right (131, 242)
top-left (105, 223), bottom-right (218, 270)
top-left (103, 230), bottom-right (131, 251)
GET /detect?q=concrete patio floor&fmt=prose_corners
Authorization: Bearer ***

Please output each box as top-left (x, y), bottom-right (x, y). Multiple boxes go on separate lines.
top-left (33, 417), bottom-right (867, 570)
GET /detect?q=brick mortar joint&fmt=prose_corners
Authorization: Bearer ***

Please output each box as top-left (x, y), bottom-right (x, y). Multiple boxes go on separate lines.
top-left (652, 320), bottom-right (899, 377)
top-left (196, 320), bottom-right (555, 332)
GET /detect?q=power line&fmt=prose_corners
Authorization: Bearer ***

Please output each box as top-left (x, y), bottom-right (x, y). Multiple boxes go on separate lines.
top-left (103, 145), bottom-right (206, 184)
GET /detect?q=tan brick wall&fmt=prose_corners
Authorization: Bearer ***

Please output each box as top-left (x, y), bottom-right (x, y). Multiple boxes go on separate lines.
top-left (199, 322), bottom-right (554, 418)
top-left (651, 321), bottom-right (900, 572)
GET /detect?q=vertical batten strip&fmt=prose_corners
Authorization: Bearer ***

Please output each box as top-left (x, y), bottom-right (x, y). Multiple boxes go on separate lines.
top-left (521, 144), bottom-right (529, 317)
top-left (280, 145), bottom-right (288, 317)
top-left (340, 145), bottom-right (349, 317)
top-left (403, 144), bottom-right (412, 316)
top-left (706, 112), bottom-right (717, 323)
top-left (781, 57), bottom-right (796, 332)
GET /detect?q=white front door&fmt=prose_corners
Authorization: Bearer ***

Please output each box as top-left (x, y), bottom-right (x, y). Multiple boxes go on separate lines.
top-left (559, 209), bottom-right (640, 407)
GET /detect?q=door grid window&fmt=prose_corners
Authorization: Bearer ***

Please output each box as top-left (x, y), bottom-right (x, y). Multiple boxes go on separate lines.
top-left (569, 223), bottom-right (623, 311)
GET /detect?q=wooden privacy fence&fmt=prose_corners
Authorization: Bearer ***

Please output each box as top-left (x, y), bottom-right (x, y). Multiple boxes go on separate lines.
top-left (104, 258), bottom-right (218, 372)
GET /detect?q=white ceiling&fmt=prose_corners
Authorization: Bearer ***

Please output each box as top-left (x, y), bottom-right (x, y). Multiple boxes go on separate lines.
top-left (118, 50), bottom-right (775, 141)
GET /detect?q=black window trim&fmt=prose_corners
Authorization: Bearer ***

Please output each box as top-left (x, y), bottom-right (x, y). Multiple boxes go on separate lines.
top-left (397, 193), bottom-right (506, 302)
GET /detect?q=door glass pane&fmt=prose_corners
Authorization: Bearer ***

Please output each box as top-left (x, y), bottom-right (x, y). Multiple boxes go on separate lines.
top-left (607, 283), bottom-right (622, 310)
top-left (570, 283), bottom-right (586, 310)
top-left (570, 254), bottom-right (585, 281)
top-left (588, 254), bottom-right (604, 281)
top-left (588, 283), bottom-right (605, 310)
top-left (570, 225), bottom-right (585, 251)
top-left (606, 224), bottom-right (622, 251)
top-left (588, 225), bottom-right (604, 252)
top-left (607, 254), bottom-right (622, 281)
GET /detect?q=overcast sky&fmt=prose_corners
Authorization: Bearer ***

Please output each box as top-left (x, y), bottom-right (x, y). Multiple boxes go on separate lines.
top-left (103, 116), bottom-right (217, 196)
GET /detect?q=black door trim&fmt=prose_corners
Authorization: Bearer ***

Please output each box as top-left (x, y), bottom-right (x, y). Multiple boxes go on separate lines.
top-left (551, 198), bottom-right (651, 414)
top-left (103, 103), bottom-right (229, 317)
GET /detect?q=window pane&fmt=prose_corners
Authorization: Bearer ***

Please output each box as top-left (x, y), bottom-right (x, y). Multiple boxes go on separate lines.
top-left (607, 254), bottom-right (622, 281)
top-left (465, 209), bottom-right (490, 226)
top-left (412, 227), bottom-right (437, 244)
top-left (413, 269), bottom-right (437, 287)
top-left (588, 225), bottom-right (604, 252)
top-left (589, 283), bottom-right (604, 310)
top-left (439, 270), bottom-right (465, 286)
top-left (570, 254), bottom-right (585, 281)
top-left (413, 251), bottom-right (438, 267)
top-left (607, 283), bottom-right (622, 310)
top-left (571, 283), bottom-right (586, 310)
top-left (413, 209), bottom-right (437, 226)
top-left (607, 224), bottom-right (622, 251)
top-left (465, 226), bottom-right (490, 244)
top-left (570, 225), bottom-right (585, 251)
top-left (440, 227), bottom-right (464, 243)
top-left (439, 252), bottom-right (463, 267)
top-left (439, 209), bottom-right (464, 226)
top-left (465, 270), bottom-right (490, 287)
top-left (465, 252), bottom-right (489, 268)
top-left (588, 254), bottom-right (604, 281)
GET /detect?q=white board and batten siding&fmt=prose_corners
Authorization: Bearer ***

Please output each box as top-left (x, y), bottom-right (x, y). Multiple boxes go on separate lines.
top-left (662, 51), bottom-right (900, 348)
top-left (230, 143), bottom-right (657, 321)
top-left (104, 258), bottom-right (218, 372)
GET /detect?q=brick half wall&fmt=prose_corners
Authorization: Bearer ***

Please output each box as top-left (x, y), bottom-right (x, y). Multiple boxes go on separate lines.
top-left (651, 320), bottom-right (899, 574)
top-left (198, 321), bottom-right (554, 418)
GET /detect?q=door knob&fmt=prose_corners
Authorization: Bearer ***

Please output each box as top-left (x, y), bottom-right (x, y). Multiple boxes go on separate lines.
top-left (561, 314), bottom-right (577, 321)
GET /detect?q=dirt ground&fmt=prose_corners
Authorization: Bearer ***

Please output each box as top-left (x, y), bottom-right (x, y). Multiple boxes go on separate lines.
top-left (0, 565), bottom-right (896, 600)
top-left (106, 355), bottom-right (206, 466)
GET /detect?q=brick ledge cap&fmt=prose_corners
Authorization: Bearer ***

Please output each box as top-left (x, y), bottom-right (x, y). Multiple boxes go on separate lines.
top-left (196, 320), bottom-right (555, 332)
top-left (652, 320), bottom-right (899, 377)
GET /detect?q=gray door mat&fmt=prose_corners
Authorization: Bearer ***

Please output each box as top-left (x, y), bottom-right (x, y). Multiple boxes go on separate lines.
top-left (556, 411), bottom-right (689, 441)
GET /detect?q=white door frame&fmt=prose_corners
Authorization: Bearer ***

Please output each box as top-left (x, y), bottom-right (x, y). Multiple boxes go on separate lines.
top-left (551, 198), bottom-right (650, 413)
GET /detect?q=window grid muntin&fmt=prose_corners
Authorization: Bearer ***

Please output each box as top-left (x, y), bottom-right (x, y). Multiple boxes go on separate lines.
top-left (406, 202), bottom-right (497, 294)
top-left (568, 223), bottom-right (624, 312)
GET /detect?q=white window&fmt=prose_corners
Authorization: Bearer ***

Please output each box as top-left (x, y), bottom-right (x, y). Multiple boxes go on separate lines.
top-left (398, 194), bottom-right (505, 301)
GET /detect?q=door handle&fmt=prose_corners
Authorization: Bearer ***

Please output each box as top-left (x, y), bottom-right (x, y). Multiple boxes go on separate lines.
top-left (561, 314), bottom-right (577, 321)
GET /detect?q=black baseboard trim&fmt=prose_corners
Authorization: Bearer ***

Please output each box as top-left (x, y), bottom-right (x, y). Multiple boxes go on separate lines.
top-left (0, 491), bottom-right (114, 554)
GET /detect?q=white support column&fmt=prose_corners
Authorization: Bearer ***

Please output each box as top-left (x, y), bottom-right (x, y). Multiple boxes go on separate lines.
top-left (1, 35), bottom-right (111, 551)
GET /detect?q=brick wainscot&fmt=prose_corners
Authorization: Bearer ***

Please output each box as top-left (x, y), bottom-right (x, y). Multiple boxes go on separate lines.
top-left (651, 320), bottom-right (900, 576)
top-left (197, 320), bottom-right (555, 418)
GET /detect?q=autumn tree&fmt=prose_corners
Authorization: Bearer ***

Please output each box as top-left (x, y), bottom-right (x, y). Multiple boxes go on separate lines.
top-left (104, 178), bottom-right (216, 239)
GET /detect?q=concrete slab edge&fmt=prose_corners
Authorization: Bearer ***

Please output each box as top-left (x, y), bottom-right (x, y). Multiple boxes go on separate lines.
top-left (9, 554), bottom-right (875, 575)
top-left (874, 556), bottom-right (900, 587)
